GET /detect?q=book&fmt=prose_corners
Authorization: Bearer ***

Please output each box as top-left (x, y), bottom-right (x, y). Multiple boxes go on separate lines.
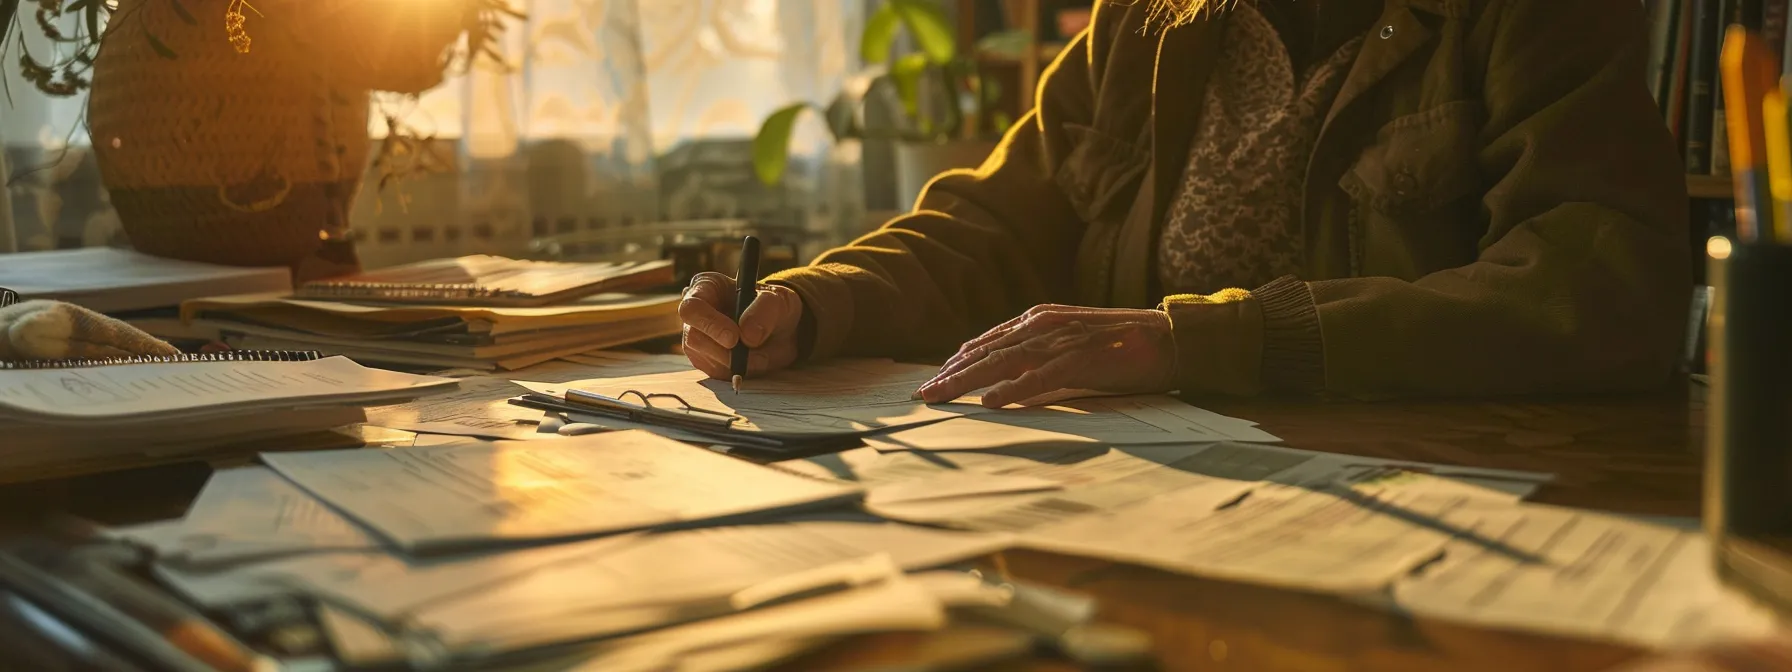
top-left (182, 292), bottom-right (683, 370)
top-left (294, 257), bottom-right (675, 307)
top-left (1688, 0), bottom-right (1723, 174)
top-left (0, 248), bottom-right (292, 314)
top-left (1648, 0), bottom-right (1684, 107)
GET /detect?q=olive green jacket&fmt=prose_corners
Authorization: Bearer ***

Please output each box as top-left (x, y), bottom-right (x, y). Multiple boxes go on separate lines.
top-left (767, 0), bottom-right (1690, 398)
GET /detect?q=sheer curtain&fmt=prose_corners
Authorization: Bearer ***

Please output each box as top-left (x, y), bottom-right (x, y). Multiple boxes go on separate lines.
top-left (1, 0), bottom-right (866, 266)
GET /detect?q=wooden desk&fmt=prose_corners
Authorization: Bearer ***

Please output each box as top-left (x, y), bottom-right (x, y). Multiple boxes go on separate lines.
top-left (0, 393), bottom-right (1706, 671)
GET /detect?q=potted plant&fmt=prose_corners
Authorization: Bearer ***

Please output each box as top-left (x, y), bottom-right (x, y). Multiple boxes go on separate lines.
top-left (751, 0), bottom-right (1010, 214)
top-left (1, 0), bottom-right (519, 281)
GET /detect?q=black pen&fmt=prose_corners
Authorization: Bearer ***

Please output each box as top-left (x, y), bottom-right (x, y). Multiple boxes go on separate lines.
top-left (731, 235), bottom-right (760, 394)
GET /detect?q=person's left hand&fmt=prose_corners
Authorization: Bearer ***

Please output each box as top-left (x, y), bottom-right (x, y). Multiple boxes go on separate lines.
top-left (914, 305), bottom-right (1177, 408)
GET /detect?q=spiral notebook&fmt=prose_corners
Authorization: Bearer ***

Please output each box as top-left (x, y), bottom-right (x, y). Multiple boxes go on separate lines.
top-left (294, 257), bottom-right (675, 307)
top-left (0, 349), bottom-right (322, 370)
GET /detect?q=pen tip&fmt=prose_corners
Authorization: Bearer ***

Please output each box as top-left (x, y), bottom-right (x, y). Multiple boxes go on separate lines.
top-left (731, 375), bottom-right (742, 394)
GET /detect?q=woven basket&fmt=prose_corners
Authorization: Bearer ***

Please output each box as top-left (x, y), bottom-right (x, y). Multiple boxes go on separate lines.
top-left (89, 0), bottom-right (466, 282)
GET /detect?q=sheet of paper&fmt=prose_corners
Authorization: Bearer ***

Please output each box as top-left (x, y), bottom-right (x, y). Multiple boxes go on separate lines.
top-left (865, 472), bottom-right (1063, 507)
top-left (862, 395), bottom-right (1277, 452)
top-left (260, 430), bottom-right (862, 550)
top-left (1391, 504), bottom-right (1782, 650)
top-left (543, 575), bottom-right (945, 672)
top-left (117, 466), bottom-right (380, 566)
top-left (0, 356), bottom-right (455, 423)
top-left (405, 515), bottom-right (1006, 648)
top-left (513, 358), bottom-right (988, 437)
top-left (363, 375), bottom-right (556, 441)
top-left (548, 351), bottom-right (696, 378)
top-left (779, 442), bottom-right (1544, 534)
top-left (1021, 473), bottom-right (1502, 593)
top-left (774, 445), bottom-right (1250, 531)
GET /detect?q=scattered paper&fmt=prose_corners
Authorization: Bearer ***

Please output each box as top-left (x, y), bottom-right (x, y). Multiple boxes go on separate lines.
top-left (1391, 504), bottom-right (1783, 650)
top-left (863, 395), bottom-right (1280, 451)
top-left (545, 574), bottom-right (946, 672)
top-left (408, 516), bottom-right (1004, 650)
top-left (260, 431), bottom-right (862, 551)
top-left (363, 376), bottom-right (555, 441)
top-left (1021, 472), bottom-right (1506, 593)
top-left (115, 466), bottom-right (379, 566)
top-left (513, 359), bottom-right (989, 438)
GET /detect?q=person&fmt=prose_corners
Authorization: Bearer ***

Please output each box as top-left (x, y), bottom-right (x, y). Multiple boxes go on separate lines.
top-left (679, 0), bottom-right (1689, 407)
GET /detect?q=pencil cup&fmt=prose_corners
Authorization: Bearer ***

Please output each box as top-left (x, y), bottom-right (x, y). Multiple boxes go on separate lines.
top-left (1704, 236), bottom-right (1792, 617)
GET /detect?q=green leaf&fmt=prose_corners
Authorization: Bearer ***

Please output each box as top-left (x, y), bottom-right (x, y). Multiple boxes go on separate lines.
top-left (889, 0), bottom-right (955, 64)
top-left (992, 111), bottom-right (1014, 135)
top-left (859, 2), bottom-right (901, 66)
top-left (169, 0), bottom-right (197, 25)
top-left (145, 32), bottom-right (177, 59)
top-left (889, 52), bottom-right (927, 117)
top-left (752, 102), bottom-right (813, 187)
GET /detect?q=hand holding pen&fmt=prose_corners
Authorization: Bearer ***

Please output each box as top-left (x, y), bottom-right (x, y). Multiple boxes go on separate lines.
top-left (677, 237), bottom-right (805, 386)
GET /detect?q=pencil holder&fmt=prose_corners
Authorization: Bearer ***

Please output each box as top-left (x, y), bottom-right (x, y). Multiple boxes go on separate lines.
top-left (1704, 237), bottom-right (1792, 617)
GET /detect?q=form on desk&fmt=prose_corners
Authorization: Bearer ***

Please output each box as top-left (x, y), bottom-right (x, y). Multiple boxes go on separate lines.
top-left (260, 430), bottom-right (862, 551)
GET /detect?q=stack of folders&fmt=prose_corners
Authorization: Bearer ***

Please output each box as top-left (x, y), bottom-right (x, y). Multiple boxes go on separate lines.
top-left (179, 257), bottom-right (684, 371)
top-left (0, 353), bottom-right (457, 483)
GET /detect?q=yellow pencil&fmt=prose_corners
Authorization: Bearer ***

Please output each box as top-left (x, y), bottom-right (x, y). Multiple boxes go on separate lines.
top-left (1762, 85), bottom-right (1792, 242)
top-left (1721, 26), bottom-right (1779, 242)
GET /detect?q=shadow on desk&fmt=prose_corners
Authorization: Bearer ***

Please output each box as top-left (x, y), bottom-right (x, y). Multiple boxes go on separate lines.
top-left (0, 391), bottom-right (1707, 672)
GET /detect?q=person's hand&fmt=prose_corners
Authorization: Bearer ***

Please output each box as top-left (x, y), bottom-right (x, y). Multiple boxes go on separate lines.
top-left (679, 272), bottom-right (805, 381)
top-left (914, 305), bottom-right (1177, 408)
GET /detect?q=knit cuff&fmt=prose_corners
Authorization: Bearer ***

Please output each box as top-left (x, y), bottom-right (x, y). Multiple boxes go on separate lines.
top-left (1253, 275), bottom-right (1325, 394)
top-left (764, 264), bottom-right (857, 363)
top-left (1159, 288), bottom-right (1264, 396)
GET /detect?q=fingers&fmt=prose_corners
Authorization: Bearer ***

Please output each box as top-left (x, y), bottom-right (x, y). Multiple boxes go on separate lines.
top-left (918, 333), bottom-right (1060, 404)
top-left (932, 305), bottom-right (1076, 384)
top-left (683, 326), bottom-right (733, 380)
top-left (678, 273), bottom-right (739, 348)
top-left (738, 284), bottom-right (800, 348)
top-left (981, 354), bottom-right (1079, 408)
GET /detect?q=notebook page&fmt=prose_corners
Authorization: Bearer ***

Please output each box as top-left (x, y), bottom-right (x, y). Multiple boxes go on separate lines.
top-left (0, 356), bottom-right (455, 422)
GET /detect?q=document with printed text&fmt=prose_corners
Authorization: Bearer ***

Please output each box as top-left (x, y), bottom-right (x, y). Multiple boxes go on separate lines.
top-left (261, 430), bottom-right (862, 551)
top-left (1391, 504), bottom-right (1782, 649)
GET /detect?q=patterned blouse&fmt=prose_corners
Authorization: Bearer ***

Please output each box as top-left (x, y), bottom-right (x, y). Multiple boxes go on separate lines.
top-left (1156, 2), bottom-right (1367, 295)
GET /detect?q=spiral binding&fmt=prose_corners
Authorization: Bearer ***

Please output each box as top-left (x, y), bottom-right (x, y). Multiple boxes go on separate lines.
top-left (293, 283), bottom-right (526, 301)
top-left (0, 350), bottom-right (324, 370)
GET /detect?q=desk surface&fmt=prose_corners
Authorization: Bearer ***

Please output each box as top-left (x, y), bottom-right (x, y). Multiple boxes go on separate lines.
top-left (0, 391), bottom-right (1707, 671)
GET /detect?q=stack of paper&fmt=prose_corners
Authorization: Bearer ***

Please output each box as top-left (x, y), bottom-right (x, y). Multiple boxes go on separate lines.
top-left (1389, 503), bottom-right (1783, 650)
top-left (115, 449), bottom-right (1015, 666)
top-left (180, 291), bottom-right (683, 371)
top-left (294, 256), bottom-right (674, 306)
top-left (0, 356), bottom-right (456, 482)
top-left (257, 431), bottom-right (864, 551)
top-left (775, 442), bottom-right (1553, 533)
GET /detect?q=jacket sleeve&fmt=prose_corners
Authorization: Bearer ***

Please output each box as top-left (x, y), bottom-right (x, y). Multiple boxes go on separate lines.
top-left (763, 5), bottom-right (1124, 362)
top-left (1169, 0), bottom-right (1690, 398)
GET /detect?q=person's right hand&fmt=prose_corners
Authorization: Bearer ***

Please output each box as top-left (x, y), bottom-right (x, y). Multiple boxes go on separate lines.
top-left (679, 272), bottom-right (805, 381)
